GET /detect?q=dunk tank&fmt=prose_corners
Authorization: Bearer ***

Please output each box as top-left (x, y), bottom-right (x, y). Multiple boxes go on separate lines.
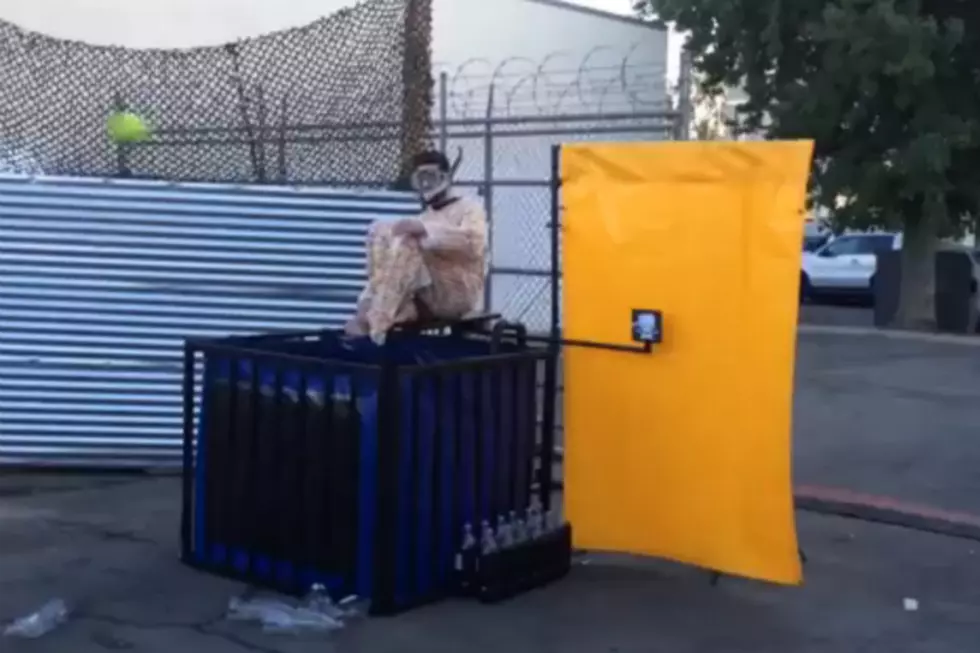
top-left (180, 139), bottom-right (815, 615)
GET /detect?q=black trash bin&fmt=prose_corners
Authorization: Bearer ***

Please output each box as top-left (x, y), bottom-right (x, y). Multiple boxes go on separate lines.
top-left (873, 250), bottom-right (902, 327)
top-left (874, 248), bottom-right (978, 332)
top-left (180, 325), bottom-right (557, 615)
top-left (935, 249), bottom-right (977, 333)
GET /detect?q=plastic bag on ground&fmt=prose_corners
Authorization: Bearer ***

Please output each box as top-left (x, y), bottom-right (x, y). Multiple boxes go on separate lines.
top-left (4, 599), bottom-right (70, 638)
top-left (227, 597), bottom-right (343, 634)
top-left (259, 606), bottom-right (344, 635)
top-left (303, 585), bottom-right (369, 621)
top-left (226, 585), bottom-right (367, 635)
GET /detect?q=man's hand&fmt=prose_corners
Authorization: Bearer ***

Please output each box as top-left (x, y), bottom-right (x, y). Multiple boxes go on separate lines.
top-left (391, 218), bottom-right (427, 238)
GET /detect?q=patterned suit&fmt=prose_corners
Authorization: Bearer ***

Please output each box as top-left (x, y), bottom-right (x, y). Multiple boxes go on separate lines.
top-left (356, 194), bottom-right (488, 343)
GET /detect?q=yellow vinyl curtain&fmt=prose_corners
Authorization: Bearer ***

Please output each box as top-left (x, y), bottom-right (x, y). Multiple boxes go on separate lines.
top-left (562, 140), bottom-right (814, 584)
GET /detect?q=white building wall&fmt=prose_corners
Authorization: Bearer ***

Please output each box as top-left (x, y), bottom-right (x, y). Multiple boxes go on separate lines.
top-left (0, 0), bottom-right (667, 115)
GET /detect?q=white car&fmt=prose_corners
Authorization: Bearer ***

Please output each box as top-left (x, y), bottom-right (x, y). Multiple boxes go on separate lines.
top-left (801, 232), bottom-right (901, 301)
top-left (802, 234), bottom-right (979, 322)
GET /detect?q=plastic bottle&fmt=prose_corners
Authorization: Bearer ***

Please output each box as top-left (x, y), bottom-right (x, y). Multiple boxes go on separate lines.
top-left (462, 522), bottom-right (477, 551)
top-left (304, 583), bottom-right (342, 618)
top-left (480, 520), bottom-right (497, 554)
top-left (512, 515), bottom-right (528, 544)
top-left (545, 508), bottom-right (562, 532)
top-left (455, 522), bottom-right (477, 572)
top-left (336, 595), bottom-right (370, 620)
top-left (3, 599), bottom-right (69, 638)
top-left (456, 522), bottom-right (479, 591)
top-left (496, 514), bottom-right (513, 548)
top-left (526, 500), bottom-right (543, 538)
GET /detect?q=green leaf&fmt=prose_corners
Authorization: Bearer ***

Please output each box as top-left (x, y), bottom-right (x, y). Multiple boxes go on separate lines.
top-left (641, 0), bottom-right (980, 233)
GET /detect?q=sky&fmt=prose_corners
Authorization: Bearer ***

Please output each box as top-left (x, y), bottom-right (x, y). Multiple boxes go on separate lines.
top-left (0, 0), bottom-right (683, 84)
top-left (569, 0), bottom-right (634, 12)
top-left (568, 0), bottom-right (682, 85)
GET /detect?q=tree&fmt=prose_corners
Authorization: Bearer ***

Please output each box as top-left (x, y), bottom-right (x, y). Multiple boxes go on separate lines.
top-left (691, 80), bottom-right (732, 140)
top-left (636, 0), bottom-right (980, 329)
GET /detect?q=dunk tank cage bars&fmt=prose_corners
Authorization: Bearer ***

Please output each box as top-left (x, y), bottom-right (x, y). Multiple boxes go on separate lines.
top-left (180, 320), bottom-right (556, 616)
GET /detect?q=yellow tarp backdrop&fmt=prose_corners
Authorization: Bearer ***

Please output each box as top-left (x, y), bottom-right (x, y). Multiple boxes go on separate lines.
top-left (563, 140), bottom-right (813, 585)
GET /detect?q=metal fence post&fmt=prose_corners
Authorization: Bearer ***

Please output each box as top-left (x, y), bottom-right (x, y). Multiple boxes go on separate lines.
top-left (482, 84), bottom-right (495, 312)
top-left (276, 95), bottom-right (289, 182)
top-left (254, 84), bottom-right (269, 183)
top-left (438, 71), bottom-right (449, 153)
top-left (112, 93), bottom-right (132, 178)
top-left (674, 51), bottom-right (694, 141)
top-left (538, 144), bottom-right (561, 510)
top-left (179, 341), bottom-right (196, 561)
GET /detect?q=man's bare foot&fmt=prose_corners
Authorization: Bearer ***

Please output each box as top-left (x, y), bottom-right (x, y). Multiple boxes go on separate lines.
top-left (393, 301), bottom-right (419, 325)
top-left (343, 296), bottom-right (373, 337)
top-left (343, 317), bottom-right (368, 337)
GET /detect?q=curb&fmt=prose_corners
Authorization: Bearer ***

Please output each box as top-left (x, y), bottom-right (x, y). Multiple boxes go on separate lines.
top-left (795, 485), bottom-right (980, 542)
top-left (798, 324), bottom-right (980, 346)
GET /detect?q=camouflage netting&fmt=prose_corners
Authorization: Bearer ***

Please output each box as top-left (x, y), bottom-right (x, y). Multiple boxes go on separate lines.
top-left (0, 0), bottom-right (433, 184)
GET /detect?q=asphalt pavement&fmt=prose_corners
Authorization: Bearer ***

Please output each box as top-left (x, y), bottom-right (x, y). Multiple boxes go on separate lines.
top-left (2, 474), bottom-right (978, 653)
top-left (2, 303), bottom-right (979, 651)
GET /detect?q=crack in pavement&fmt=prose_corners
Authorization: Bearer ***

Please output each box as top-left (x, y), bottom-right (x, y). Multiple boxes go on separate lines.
top-left (46, 518), bottom-right (164, 547)
top-left (78, 610), bottom-right (225, 631)
top-left (194, 625), bottom-right (286, 653)
top-left (77, 610), bottom-right (287, 653)
top-left (0, 477), bottom-right (150, 499)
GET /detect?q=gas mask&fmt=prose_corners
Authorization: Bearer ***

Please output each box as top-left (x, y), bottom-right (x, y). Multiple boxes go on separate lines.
top-left (410, 163), bottom-right (451, 205)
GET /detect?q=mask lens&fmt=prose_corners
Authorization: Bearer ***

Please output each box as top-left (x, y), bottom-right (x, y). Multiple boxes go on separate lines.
top-left (411, 166), bottom-right (446, 193)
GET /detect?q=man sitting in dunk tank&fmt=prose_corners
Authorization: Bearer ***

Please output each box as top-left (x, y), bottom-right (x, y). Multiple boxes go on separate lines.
top-left (344, 149), bottom-right (488, 344)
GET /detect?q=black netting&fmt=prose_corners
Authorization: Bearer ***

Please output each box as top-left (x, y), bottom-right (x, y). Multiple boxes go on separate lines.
top-left (0, 0), bottom-right (433, 184)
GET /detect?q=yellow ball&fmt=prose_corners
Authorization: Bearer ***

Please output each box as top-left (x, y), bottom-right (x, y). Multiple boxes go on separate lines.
top-left (106, 111), bottom-right (150, 143)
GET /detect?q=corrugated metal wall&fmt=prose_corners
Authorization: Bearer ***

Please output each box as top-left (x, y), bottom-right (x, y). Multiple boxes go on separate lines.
top-left (0, 175), bottom-right (419, 468)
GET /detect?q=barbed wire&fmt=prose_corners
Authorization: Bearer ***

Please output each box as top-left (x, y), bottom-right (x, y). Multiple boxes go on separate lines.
top-left (436, 43), bottom-right (671, 118)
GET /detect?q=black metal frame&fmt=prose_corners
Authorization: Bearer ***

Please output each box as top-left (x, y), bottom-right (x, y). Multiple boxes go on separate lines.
top-left (544, 144), bottom-right (655, 356)
top-left (180, 325), bottom-right (555, 616)
top-left (535, 145), bottom-right (656, 506)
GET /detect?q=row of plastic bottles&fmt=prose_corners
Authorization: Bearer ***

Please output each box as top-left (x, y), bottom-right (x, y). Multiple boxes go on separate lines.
top-left (458, 497), bottom-right (562, 559)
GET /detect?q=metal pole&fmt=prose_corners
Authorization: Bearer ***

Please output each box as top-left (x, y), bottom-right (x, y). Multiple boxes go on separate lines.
top-left (254, 84), bottom-right (269, 183)
top-left (973, 208), bottom-right (979, 249)
top-left (112, 93), bottom-right (131, 178)
top-left (277, 95), bottom-right (289, 182)
top-left (179, 342), bottom-right (195, 561)
top-left (224, 44), bottom-right (264, 182)
top-left (482, 84), bottom-right (495, 312)
top-left (538, 144), bottom-right (562, 510)
top-left (675, 50), bottom-right (694, 141)
top-left (549, 145), bottom-right (561, 340)
top-left (438, 71), bottom-right (449, 153)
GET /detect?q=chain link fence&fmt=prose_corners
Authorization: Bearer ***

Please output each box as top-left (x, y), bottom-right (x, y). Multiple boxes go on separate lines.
top-left (461, 113), bottom-right (678, 333)
top-left (431, 43), bottom-right (690, 331)
top-left (0, 0), bottom-right (433, 184)
top-left (433, 49), bottom-right (688, 475)
top-left (440, 111), bottom-right (681, 480)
